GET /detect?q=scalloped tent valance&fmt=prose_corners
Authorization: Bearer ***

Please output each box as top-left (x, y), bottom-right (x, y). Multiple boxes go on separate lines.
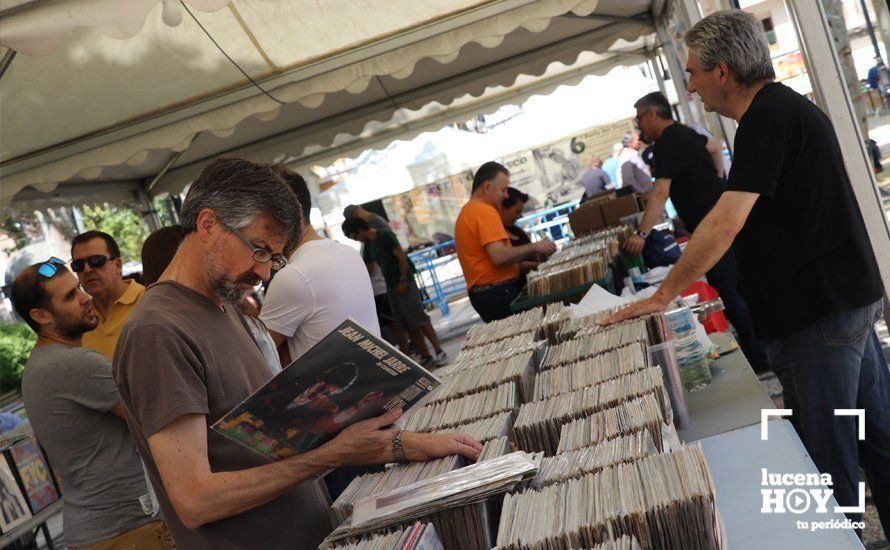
top-left (1, 0), bottom-right (659, 208)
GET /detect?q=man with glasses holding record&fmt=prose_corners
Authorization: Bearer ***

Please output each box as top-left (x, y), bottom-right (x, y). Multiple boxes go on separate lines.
top-left (10, 257), bottom-right (172, 549)
top-left (113, 155), bottom-right (480, 550)
top-left (70, 230), bottom-right (145, 360)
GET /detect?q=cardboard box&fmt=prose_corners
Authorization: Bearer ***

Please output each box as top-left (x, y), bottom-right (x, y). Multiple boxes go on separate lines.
top-left (569, 200), bottom-right (607, 235)
top-left (601, 195), bottom-right (640, 226)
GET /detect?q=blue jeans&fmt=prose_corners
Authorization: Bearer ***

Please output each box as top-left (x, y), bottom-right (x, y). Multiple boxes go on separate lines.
top-left (767, 299), bottom-right (890, 536)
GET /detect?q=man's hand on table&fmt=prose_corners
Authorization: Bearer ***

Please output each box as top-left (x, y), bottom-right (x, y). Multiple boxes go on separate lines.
top-left (601, 294), bottom-right (670, 326)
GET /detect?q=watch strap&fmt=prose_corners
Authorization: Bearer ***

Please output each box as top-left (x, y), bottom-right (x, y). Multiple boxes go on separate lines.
top-left (392, 432), bottom-right (408, 464)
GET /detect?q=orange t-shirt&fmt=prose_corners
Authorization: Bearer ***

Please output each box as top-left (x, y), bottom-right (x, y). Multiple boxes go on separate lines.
top-left (454, 199), bottom-right (520, 289)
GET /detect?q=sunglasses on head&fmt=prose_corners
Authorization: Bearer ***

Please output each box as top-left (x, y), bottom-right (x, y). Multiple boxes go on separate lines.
top-left (37, 257), bottom-right (66, 279)
top-left (70, 254), bottom-right (118, 273)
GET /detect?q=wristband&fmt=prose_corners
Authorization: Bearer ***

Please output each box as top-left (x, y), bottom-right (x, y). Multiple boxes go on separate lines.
top-left (392, 432), bottom-right (408, 464)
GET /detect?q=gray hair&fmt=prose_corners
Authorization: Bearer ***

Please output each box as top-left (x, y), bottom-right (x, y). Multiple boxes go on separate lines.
top-left (684, 10), bottom-right (775, 85)
top-left (633, 92), bottom-right (673, 120)
top-left (180, 155), bottom-right (302, 252)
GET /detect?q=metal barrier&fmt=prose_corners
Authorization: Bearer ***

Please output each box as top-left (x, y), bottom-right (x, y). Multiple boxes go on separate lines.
top-left (407, 201), bottom-right (579, 316)
top-left (517, 200), bottom-right (579, 244)
top-left (408, 240), bottom-right (466, 316)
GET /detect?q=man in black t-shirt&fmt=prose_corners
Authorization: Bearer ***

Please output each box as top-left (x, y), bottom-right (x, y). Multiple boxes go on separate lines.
top-left (607, 10), bottom-right (889, 536)
top-left (626, 91), bottom-right (767, 372)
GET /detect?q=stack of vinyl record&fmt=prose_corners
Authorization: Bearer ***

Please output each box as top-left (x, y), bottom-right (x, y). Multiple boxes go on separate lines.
top-left (329, 522), bottom-right (444, 550)
top-left (555, 392), bottom-right (667, 454)
top-left (540, 321), bottom-right (650, 371)
top-left (588, 536), bottom-right (642, 550)
top-left (324, 453), bottom-right (538, 550)
top-left (513, 382), bottom-right (667, 456)
top-left (323, 288), bottom-right (722, 550)
top-left (533, 344), bottom-right (650, 400)
top-left (496, 445), bottom-right (722, 549)
top-left (530, 431), bottom-right (659, 489)
top-left (402, 383), bottom-right (519, 432)
top-left (450, 333), bottom-right (542, 367)
top-left (524, 227), bottom-right (631, 299)
top-left (541, 303), bottom-right (574, 344)
top-left (526, 253), bottom-right (611, 298)
top-left (464, 307), bottom-right (543, 349)
top-left (427, 351), bottom-right (536, 404)
top-left (331, 437), bottom-right (514, 526)
top-left (557, 309), bottom-right (668, 346)
top-left (430, 411), bottom-right (515, 444)
top-left (563, 226), bottom-right (633, 250)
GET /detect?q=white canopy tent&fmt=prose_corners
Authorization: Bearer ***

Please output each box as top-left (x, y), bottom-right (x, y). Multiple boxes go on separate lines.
top-left (0, 0), bottom-right (657, 209)
top-left (2, 0), bottom-right (889, 296)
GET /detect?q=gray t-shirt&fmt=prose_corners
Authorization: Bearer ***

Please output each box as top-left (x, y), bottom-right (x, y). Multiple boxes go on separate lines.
top-left (21, 344), bottom-right (154, 547)
top-left (114, 281), bottom-right (331, 550)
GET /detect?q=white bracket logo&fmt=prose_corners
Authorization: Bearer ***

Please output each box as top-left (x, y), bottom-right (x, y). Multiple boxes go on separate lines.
top-left (760, 408), bottom-right (866, 515)
top-left (760, 409), bottom-right (793, 440)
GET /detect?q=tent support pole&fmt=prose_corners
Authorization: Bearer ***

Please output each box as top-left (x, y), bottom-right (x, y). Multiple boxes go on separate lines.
top-left (655, 20), bottom-right (694, 125)
top-left (136, 186), bottom-right (162, 232)
top-left (786, 0), bottom-right (890, 304)
top-left (649, 51), bottom-right (669, 100)
top-left (146, 139), bottom-right (194, 194)
top-left (0, 49), bottom-right (16, 81)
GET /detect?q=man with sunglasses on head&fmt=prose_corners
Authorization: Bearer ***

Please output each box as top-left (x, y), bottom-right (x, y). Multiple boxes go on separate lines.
top-left (11, 258), bottom-right (172, 549)
top-left (113, 155), bottom-right (482, 550)
top-left (71, 230), bottom-right (145, 361)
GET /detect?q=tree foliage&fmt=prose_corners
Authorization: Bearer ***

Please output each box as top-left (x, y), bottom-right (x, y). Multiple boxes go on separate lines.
top-left (0, 323), bottom-right (36, 393)
top-left (80, 203), bottom-right (150, 263)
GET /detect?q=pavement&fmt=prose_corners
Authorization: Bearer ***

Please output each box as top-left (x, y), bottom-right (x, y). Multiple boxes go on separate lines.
top-left (429, 295), bottom-right (481, 342)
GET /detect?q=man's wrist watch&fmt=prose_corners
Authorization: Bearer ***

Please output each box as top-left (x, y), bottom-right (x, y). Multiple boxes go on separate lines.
top-left (392, 432), bottom-right (408, 464)
top-left (636, 229), bottom-right (649, 239)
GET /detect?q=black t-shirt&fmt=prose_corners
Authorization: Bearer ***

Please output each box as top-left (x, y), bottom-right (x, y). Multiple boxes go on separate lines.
top-left (726, 82), bottom-right (882, 339)
top-left (652, 123), bottom-right (725, 232)
top-left (505, 224), bottom-right (532, 246)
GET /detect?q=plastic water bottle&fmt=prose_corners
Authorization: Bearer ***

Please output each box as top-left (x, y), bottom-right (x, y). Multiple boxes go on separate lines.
top-left (665, 307), bottom-right (712, 391)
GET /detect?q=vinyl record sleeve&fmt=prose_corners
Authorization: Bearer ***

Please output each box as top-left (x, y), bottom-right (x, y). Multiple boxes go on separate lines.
top-left (213, 319), bottom-right (440, 460)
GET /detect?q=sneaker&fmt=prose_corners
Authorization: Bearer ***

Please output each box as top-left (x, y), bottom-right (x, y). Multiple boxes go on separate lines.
top-left (434, 350), bottom-right (448, 366)
top-left (419, 355), bottom-right (435, 368)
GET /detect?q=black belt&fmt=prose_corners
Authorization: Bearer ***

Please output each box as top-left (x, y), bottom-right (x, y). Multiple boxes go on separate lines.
top-left (470, 280), bottom-right (516, 293)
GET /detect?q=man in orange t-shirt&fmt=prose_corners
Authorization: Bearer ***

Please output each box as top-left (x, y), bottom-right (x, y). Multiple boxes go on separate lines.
top-left (454, 161), bottom-right (556, 322)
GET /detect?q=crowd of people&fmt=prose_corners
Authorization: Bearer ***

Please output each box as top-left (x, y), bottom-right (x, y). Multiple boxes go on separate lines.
top-left (6, 8), bottom-right (889, 548)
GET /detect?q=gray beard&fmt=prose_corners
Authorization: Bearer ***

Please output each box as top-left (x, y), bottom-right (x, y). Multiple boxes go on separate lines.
top-left (205, 252), bottom-right (257, 306)
top-left (211, 276), bottom-right (250, 306)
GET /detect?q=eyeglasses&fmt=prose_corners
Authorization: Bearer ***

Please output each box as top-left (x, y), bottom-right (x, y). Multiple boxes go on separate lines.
top-left (37, 257), bottom-right (66, 279)
top-left (223, 223), bottom-right (288, 271)
top-left (70, 254), bottom-right (117, 273)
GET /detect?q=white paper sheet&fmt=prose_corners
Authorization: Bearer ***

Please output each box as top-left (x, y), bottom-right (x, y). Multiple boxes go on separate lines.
top-left (571, 284), bottom-right (629, 318)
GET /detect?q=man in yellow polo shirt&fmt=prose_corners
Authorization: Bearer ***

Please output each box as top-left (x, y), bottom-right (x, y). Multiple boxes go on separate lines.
top-left (454, 162), bottom-right (556, 322)
top-left (71, 231), bottom-right (145, 360)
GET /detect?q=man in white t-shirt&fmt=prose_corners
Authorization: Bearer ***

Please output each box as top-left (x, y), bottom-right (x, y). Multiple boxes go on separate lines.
top-left (261, 168), bottom-right (380, 365)
top-left (616, 131), bottom-right (653, 194)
